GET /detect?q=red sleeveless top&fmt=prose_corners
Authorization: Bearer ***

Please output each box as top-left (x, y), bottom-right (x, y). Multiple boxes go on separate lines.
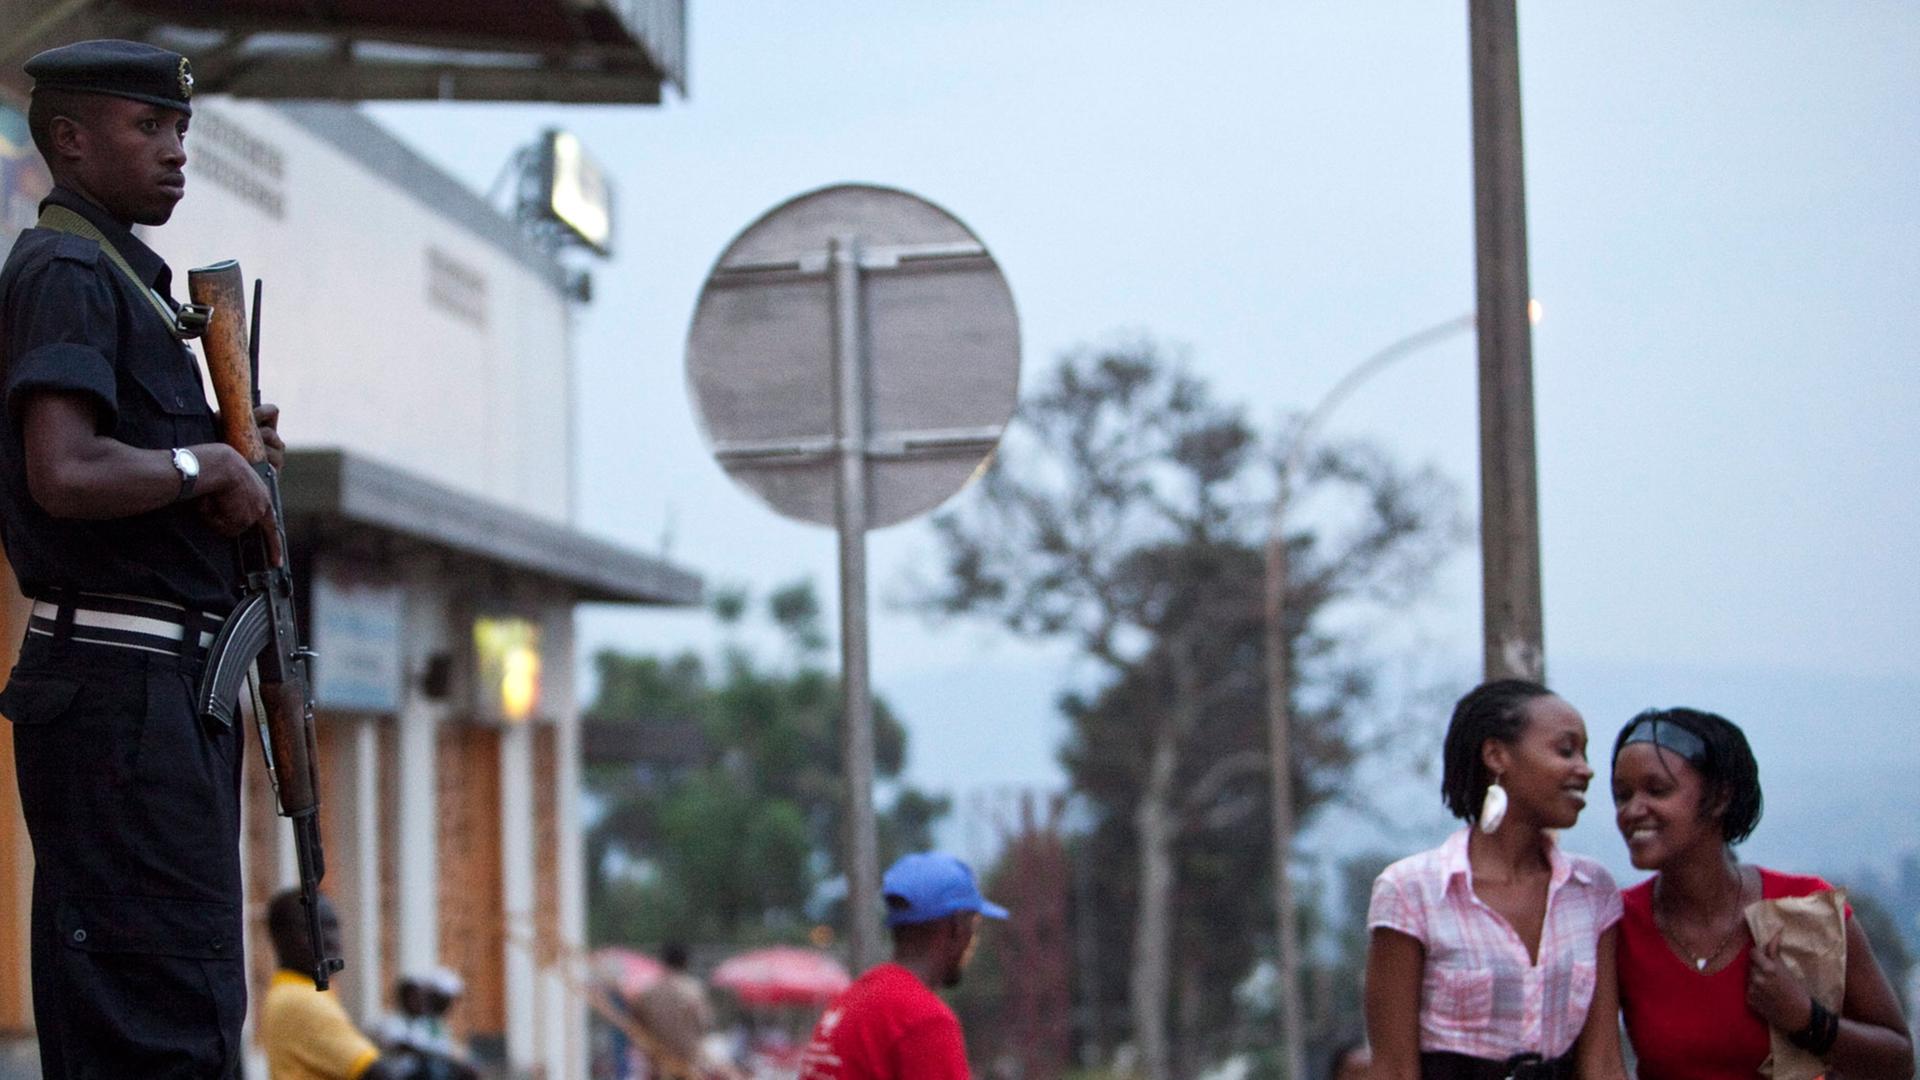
top-left (1617, 868), bottom-right (1840, 1080)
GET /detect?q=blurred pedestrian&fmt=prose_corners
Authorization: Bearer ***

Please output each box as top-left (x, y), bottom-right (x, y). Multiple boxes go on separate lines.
top-left (798, 852), bottom-right (1007, 1079)
top-left (1364, 680), bottom-right (1624, 1080)
top-left (632, 942), bottom-right (717, 1079)
top-left (258, 890), bottom-right (409, 1080)
top-left (1610, 706), bottom-right (1914, 1079)
top-left (374, 969), bottom-right (477, 1080)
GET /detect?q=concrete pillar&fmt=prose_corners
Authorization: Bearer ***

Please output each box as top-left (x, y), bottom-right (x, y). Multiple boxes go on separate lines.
top-left (556, 701), bottom-right (589, 1080)
top-left (499, 721), bottom-right (536, 1071)
top-left (397, 693), bottom-right (440, 979)
top-left (397, 570), bottom-right (447, 981)
top-left (347, 717), bottom-right (383, 1024)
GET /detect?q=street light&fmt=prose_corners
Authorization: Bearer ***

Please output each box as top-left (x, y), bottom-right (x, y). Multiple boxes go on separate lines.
top-left (1262, 309), bottom-right (1481, 1079)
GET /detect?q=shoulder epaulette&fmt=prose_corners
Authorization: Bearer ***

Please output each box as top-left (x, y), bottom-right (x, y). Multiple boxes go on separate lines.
top-left (45, 232), bottom-right (104, 267)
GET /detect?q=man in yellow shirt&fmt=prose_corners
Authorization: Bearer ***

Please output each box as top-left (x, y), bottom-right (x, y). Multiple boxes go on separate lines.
top-left (258, 890), bottom-right (404, 1080)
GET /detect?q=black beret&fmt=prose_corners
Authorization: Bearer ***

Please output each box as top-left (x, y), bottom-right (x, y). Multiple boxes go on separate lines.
top-left (24, 40), bottom-right (193, 117)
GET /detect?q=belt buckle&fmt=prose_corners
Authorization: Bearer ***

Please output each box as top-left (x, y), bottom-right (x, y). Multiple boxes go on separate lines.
top-left (1503, 1053), bottom-right (1545, 1080)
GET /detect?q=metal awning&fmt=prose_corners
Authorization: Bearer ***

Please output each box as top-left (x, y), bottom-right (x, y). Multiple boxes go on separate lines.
top-left (0, 0), bottom-right (686, 103)
top-left (282, 449), bottom-right (701, 606)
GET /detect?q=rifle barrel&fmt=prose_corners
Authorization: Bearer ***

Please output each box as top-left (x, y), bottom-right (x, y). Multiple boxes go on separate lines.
top-left (248, 278), bottom-right (262, 409)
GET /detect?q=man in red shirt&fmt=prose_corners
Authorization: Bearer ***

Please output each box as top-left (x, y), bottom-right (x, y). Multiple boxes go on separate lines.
top-left (799, 853), bottom-right (1008, 1079)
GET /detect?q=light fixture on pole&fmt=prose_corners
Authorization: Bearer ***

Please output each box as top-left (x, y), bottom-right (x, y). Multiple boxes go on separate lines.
top-left (1264, 310), bottom-right (1478, 1080)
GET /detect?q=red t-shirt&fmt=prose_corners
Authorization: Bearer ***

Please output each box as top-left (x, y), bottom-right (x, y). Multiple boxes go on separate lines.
top-left (1618, 868), bottom-right (1842, 1080)
top-left (798, 963), bottom-right (970, 1080)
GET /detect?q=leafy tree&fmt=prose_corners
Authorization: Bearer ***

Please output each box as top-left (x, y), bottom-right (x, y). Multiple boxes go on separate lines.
top-left (586, 580), bottom-right (950, 946)
top-left (918, 339), bottom-right (1460, 1079)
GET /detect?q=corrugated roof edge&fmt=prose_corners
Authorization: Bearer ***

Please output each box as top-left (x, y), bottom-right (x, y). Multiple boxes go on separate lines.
top-left (269, 101), bottom-right (569, 292)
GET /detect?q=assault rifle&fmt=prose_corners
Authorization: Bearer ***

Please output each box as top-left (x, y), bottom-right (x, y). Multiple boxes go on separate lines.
top-left (187, 261), bottom-right (344, 991)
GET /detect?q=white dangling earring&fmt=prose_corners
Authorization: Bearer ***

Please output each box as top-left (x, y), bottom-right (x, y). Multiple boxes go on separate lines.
top-left (1478, 777), bottom-right (1509, 834)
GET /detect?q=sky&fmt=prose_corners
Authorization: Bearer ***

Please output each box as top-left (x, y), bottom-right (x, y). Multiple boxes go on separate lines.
top-left (367, 3), bottom-right (1920, 886)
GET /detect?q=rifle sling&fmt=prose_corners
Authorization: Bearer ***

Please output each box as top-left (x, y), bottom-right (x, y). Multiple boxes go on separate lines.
top-left (36, 204), bottom-right (190, 338)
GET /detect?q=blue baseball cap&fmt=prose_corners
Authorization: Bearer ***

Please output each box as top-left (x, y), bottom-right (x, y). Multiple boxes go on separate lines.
top-left (882, 853), bottom-right (1009, 927)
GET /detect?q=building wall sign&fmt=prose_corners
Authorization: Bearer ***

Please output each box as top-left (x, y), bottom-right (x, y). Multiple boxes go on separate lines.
top-left (151, 102), bottom-right (575, 523)
top-left (474, 617), bottom-right (541, 724)
top-left (311, 571), bottom-right (405, 712)
top-left (427, 246), bottom-right (489, 327)
top-left (191, 109), bottom-right (286, 219)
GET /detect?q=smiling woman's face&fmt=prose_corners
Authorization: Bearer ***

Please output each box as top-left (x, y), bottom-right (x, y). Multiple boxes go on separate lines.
top-left (1487, 694), bottom-right (1594, 831)
top-left (1611, 742), bottom-right (1717, 870)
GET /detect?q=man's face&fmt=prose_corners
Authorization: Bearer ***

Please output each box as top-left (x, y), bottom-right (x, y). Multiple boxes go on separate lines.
top-left (57, 95), bottom-right (188, 226)
top-left (939, 912), bottom-right (983, 988)
top-left (399, 983), bottom-right (430, 1015)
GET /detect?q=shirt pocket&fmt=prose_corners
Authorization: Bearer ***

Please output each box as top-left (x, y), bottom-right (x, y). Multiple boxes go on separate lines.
top-left (118, 343), bottom-right (215, 449)
top-left (1423, 966), bottom-right (1495, 1037)
top-left (1563, 958), bottom-right (1598, 1023)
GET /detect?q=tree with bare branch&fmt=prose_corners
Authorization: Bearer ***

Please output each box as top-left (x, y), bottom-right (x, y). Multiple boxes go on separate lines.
top-left (916, 338), bottom-right (1460, 1078)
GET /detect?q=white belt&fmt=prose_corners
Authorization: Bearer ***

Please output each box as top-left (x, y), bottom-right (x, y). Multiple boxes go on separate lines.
top-left (27, 594), bottom-right (220, 657)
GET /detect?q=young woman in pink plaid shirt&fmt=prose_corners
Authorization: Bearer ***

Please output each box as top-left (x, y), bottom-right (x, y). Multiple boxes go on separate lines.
top-left (1365, 680), bottom-right (1626, 1080)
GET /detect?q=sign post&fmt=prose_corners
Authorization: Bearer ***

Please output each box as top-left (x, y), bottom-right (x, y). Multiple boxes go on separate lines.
top-left (688, 185), bottom-right (1020, 969)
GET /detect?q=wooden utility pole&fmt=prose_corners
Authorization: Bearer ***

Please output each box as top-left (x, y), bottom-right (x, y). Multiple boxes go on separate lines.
top-left (1469, 0), bottom-right (1546, 682)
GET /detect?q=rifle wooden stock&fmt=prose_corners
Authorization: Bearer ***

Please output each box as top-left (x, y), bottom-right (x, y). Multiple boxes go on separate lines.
top-left (187, 260), bottom-right (267, 464)
top-left (263, 677), bottom-right (319, 816)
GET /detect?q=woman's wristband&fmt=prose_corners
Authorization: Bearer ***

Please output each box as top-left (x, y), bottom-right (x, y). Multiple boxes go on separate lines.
top-left (1785, 999), bottom-right (1840, 1057)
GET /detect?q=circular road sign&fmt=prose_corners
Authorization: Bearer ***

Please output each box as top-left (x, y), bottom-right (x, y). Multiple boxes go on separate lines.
top-left (686, 183), bottom-right (1020, 529)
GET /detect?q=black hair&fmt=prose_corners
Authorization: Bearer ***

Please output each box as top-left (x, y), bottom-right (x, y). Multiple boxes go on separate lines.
top-left (1612, 706), bottom-right (1763, 845)
top-left (1441, 679), bottom-right (1555, 822)
top-left (26, 89), bottom-right (103, 165)
top-left (266, 887), bottom-right (326, 968)
top-left (661, 942), bottom-right (690, 970)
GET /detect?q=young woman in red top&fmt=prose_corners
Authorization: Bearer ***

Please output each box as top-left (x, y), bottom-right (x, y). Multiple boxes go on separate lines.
top-left (1609, 707), bottom-right (1913, 1080)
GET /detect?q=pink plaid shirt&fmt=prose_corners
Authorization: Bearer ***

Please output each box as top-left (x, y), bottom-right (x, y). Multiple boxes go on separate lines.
top-left (1368, 828), bottom-right (1622, 1060)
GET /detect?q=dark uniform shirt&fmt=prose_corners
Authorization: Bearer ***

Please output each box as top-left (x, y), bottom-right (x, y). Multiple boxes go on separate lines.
top-left (0, 185), bottom-right (238, 611)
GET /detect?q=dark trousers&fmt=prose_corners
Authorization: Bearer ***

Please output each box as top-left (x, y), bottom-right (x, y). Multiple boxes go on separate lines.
top-left (1, 635), bottom-right (246, 1078)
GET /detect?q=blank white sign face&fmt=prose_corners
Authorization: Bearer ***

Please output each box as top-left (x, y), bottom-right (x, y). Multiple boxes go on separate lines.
top-left (686, 183), bottom-right (1020, 529)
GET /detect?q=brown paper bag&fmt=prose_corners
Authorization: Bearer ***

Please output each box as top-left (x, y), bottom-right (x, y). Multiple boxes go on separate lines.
top-left (1744, 888), bottom-right (1848, 1080)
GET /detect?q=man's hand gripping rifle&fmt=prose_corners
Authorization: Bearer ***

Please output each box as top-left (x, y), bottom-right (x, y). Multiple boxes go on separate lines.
top-left (187, 261), bottom-right (343, 991)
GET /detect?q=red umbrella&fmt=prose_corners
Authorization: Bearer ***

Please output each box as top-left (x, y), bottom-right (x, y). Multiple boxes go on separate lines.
top-left (711, 946), bottom-right (851, 1006)
top-left (593, 946), bottom-right (667, 1000)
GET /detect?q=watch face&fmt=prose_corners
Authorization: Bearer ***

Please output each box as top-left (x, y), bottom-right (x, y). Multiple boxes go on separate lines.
top-left (174, 448), bottom-right (200, 479)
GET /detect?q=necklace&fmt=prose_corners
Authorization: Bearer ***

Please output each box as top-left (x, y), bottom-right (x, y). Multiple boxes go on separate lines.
top-left (1653, 866), bottom-right (1752, 972)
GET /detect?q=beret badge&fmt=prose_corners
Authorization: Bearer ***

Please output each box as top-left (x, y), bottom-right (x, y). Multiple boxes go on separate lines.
top-left (178, 57), bottom-right (193, 99)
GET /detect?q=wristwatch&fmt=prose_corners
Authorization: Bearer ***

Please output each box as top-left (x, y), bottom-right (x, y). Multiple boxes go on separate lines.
top-left (169, 447), bottom-right (200, 502)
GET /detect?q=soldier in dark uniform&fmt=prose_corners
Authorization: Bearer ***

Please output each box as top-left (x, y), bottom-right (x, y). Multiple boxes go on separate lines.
top-left (0, 40), bottom-right (285, 1077)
